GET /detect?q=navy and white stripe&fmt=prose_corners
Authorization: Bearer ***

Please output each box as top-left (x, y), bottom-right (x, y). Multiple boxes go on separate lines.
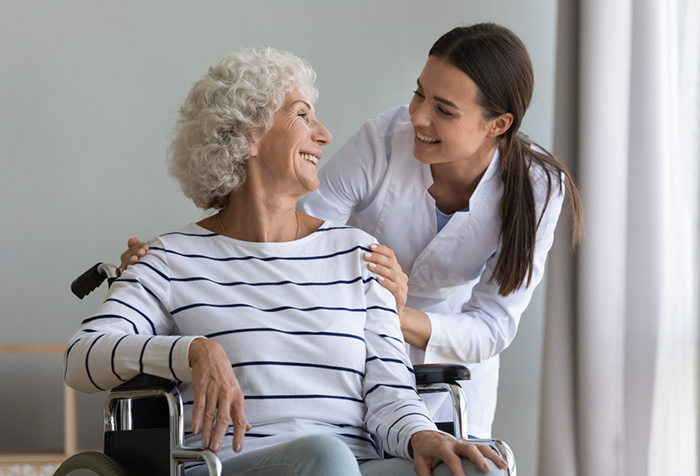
top-left (64, 221), bottom-right (437, 461)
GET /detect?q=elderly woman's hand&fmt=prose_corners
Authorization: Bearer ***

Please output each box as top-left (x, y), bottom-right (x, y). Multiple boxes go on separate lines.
top-left (409, 431), bottom-right (508, 476)
top-left (118, 238), bottom-right (149, 276)
top-left (189, 338), bottom-right (251, 453)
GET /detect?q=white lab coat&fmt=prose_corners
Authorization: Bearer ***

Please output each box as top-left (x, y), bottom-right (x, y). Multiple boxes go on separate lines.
top-left (298, 105), bottom-right (564, 437)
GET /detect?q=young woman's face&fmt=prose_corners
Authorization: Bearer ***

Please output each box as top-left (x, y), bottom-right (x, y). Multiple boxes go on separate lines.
top-left (408, 56), bottom-right (502, 167)
top-left (251, 87), bottom-right (332, 195)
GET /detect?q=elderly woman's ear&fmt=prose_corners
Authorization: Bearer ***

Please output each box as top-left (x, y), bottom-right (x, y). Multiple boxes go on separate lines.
top-left (247, 137), bottom-right (259, 158)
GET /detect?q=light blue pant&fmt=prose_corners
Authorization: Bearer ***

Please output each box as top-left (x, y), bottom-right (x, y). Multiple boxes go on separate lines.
top-left (186, 434), bottom-right (504, 476)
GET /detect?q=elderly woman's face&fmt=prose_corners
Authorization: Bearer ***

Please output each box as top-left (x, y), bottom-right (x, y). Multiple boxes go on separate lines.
top-left (250, 87), bottom-right (332, 195)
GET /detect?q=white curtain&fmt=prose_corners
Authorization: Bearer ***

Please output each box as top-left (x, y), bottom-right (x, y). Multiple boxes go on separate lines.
top-left (539, 0), bottom-right (700, 475)
top-left (648, 0), bottom-right (700, 473)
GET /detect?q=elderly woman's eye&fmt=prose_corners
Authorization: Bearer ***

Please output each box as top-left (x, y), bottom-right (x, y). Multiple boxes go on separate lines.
top-left (297, 112), bottom-right (309, 122)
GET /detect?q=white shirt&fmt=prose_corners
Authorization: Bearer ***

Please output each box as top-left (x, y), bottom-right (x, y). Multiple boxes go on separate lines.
top-left (298, 105), bottom-right (564, 437)
top-left (64, 222), bottom-right (437, 462)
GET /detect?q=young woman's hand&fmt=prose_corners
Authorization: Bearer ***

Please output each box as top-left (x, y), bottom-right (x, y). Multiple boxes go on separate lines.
top-left (364, 243), bottom-right (408, 315)
top-left (118, 237), bottom-right (149, 276)
top-left (364, 243), bottom-right (431, 350)
top-left (188, 338), bottom-right (251, 453)
top-left (409, 431), bottom-right (508, 476)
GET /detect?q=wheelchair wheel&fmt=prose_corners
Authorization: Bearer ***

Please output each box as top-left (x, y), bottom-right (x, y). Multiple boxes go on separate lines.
top-left (54, 451), bottom-right (127, 476)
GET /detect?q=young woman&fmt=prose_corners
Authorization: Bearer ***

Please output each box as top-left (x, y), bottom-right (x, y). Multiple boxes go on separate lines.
top-left (120, 23), bottom-right (583, 440)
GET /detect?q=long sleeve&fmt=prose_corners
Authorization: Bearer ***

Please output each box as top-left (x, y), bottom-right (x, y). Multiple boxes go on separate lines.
top-left (64, 239), bottom-right (198, 393)
top-left (360, 263), bottom-right (436, 459)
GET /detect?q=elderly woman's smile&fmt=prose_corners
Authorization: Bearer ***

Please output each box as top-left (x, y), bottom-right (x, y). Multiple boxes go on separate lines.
top-left (249, 86), bottom-right (332, 195)
top-left (300, 153), bottom-right (319, 165)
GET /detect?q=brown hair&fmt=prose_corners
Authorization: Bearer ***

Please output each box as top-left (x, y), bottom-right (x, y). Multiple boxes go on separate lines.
top-left (429, 23), bottom-right (583, 296)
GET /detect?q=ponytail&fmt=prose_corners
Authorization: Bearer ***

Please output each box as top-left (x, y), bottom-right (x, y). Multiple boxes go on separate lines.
top-left (492, 133), bottom-right (539, 295)
top-left (492, 133), bottom-right (582, 296)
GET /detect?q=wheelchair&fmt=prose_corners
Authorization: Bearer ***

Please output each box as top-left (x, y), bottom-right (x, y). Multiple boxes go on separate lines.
top-left (56, 263), bottom-right (516, 476)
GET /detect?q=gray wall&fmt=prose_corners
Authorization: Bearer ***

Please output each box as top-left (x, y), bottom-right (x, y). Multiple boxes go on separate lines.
top-left (0, 2), bottom-right (557, 475)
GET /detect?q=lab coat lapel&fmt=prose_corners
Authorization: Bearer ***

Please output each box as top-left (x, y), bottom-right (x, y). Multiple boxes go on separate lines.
top-left (408, 152), bottom-right (503, 299)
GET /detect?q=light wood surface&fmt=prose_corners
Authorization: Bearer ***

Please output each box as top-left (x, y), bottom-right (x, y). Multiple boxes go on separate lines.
top-left (0, 345), bottom-right (65, 354)
top-left (0, 454), bottom-right (65, 464)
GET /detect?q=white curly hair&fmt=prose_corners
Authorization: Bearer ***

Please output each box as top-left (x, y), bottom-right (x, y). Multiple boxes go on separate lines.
top-left (168, 47), bottom-right (319, 210)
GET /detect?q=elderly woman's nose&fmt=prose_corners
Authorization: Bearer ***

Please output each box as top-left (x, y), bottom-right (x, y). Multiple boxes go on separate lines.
top-left (313, 121), bottom-right (332, 146)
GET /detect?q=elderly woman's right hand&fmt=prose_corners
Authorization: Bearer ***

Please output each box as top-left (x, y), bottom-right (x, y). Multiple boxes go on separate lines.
top-left (409, 430), bottom-right (507, 475)
top-left (118, 237), bottom-right (149, 275)
top-left (188, 338), bottom-right (251, 453)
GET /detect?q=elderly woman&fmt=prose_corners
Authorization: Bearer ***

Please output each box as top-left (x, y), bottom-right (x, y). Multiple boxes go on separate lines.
top-left (64, 48), bottom-right (507, 476)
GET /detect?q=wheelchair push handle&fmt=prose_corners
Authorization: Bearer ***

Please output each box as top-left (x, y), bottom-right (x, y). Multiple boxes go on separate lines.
top-left (71, 263), bottom-right (118, 299)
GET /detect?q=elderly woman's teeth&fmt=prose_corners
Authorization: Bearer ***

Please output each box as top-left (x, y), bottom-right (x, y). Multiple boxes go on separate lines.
top-left (300, 153), bottom-right (318, 165)
top-left (417, 132), bottom-right (439, 143)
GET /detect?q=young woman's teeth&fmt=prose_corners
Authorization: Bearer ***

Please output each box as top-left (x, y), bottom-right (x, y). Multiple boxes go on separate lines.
top-left (300, 153), bottom-right (318, 165)
top-left (417, 132), bottom-right (439, 143)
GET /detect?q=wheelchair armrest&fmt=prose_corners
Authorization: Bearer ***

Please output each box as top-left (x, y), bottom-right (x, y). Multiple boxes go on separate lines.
top-left (414, 363), bottom-right (471, 385)
top-left (115, 374), bottom-right (177, 393)
top-left (105, 375), bottom-right (179, 432)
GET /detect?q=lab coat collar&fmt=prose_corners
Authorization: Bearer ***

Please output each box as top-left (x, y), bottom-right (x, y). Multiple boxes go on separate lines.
top-left (418, 148), bottom-right (502, 213)
top-left (469, 148), bottom-right (501, 211)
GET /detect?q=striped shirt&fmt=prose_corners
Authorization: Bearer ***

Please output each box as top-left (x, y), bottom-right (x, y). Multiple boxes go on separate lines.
top-left (64, 221), bottom-right (437, 461)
